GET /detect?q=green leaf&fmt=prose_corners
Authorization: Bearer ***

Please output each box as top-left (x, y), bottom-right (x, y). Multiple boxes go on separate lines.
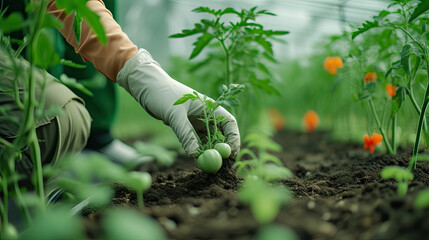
top-left (59, 74), bottom-right (93, 96)
top-left (32, 29), bottom-right (60, 69)
top-left (103, 208), bottom-right (167, 240)
top-left (190, 33), bottom-right (214, 59)
top-left (409, 0), bottom-right (429, 23)
top-left (255, 36), bottom-right (273, 54)
top-left (79, 6), bottom-right (107, 44)
top-left (391, 85), bottom-right (408, 115)
top-left (169, 29), bottom-right (200, 38)
top-left (204, 100), bottom-right (216, 112)
top-left (380, 166), bottom-right (414, 182)
top-left (250, 78), bottom-right (280, 96)
top-left (73, 12), bottom-right (82, 45)
top-left (60, 59), bottom-right (86, 69)
top-left (56, 0), bottom-right (107, 44)
top-left (352, 20), bottom-right (379, 39)
top-left (0, 12), bottom-right (24, 34)
top-left (385, 60), bottom-right (402, 78)
top-left (42, 13), bottom-right (64, 29)
top-left (400, 42), bottom-right (423, 76)
top-left (173, 94), bottom-right (198, 105)
top-left (415, 189), bottom-right (429, 209)
top-left (192, 7), bottom-right (216, 15)
top-left (221, 8), bottom-right (239, 15)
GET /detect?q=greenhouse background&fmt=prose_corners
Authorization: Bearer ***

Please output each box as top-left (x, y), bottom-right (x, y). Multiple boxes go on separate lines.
top-left (117, 0), bottom-right (388, 64)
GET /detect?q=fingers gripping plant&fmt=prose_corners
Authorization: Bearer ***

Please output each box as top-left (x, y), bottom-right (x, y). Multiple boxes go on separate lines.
top-left (174, 84), bottom-right (244, 173)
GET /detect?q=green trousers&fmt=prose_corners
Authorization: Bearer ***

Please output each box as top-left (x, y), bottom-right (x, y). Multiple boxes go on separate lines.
top-left (0, 49), bottom-right (91, 176)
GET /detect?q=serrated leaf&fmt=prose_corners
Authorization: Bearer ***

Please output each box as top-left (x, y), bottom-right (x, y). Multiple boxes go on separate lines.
top-left (352, 20), bottom-right (379, 39)
top-left (221, 8), bottom-right (239, 15)
top-left (250, 78), bottom-right (280, 96)
top-left (169, 28), bottom-right (200, 38)
top-left (255, 36), bottom-right (273, 54)
top-left (409, 0), bottom-right (429, 23)
top-left (192, 7), bottom-right (215, 15)
top-left (190, 33), bottom-right (214, 59)
top-left (205, 100), bottom-right (215, 111)
top-left (258, 63), bottom-right (272, 77)
top-left (173, 94), bottom-right (198, 105)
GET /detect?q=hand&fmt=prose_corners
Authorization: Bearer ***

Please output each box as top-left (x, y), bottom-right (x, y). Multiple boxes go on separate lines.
top-left (117, 49), bottom-right (240, 157)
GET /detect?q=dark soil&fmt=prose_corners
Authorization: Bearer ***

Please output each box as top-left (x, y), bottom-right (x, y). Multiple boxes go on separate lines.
top-left (87, 130), bottom-right (429, 240)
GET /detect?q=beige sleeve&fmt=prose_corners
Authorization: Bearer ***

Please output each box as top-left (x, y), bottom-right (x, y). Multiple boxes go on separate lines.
top-left (47, 0), bottom-right (138, 82)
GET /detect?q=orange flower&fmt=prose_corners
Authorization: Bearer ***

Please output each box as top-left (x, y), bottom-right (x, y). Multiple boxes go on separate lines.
top-left (364, 72), bottom-right (377, 82)
top-left (303, 110), bottom-right (319, 133)
top-left (323, 57), bottom-right (343, 75)
top-left (268, 108), bottom-right (285, 131)
top-left (363, 133), bottom-right (383, 153)
top-left (385, 84), bottom-right (397, 99)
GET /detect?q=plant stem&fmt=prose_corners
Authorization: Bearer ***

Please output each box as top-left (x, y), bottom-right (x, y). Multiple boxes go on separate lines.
top-left (219, 39), bottom-right (232, 85)
top-left (368, 99), bottom-right (394, 154)
top-left (392, 114), bottom-right (397, 155)
top-left (409, 62), bottom-right (429, 170)
top-left (201, 98), bottom-right (212, 149)
top-left (1, 175), bottom-right (9, 228)
top-left (137, 191), bottom-right (144, 207)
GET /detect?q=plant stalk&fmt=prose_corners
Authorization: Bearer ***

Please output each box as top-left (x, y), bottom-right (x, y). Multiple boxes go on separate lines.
top-left (369, 99), bottom-right (394, 154)
top-left (392, 114), bottom-right (397, 155)
top-left (409, 62), bottom-right (429, 170)
top-left (137, 191), bottom-right (144, 207)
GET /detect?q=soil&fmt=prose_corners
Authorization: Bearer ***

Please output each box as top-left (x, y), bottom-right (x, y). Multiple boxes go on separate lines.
top-left (86, 130), bottom-right (429, 240)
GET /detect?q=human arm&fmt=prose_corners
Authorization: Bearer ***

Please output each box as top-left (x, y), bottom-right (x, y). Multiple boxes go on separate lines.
top-left (47, 0), bottom-right (240, 157)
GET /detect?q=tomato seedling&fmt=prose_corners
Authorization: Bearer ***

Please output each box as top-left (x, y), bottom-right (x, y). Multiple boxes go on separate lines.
top-left (380, 166), bottom-right (413, 195)
top-left (125, 171), bottom-right (152, 207)
top-left (174, 84), bottom-right (243, 173)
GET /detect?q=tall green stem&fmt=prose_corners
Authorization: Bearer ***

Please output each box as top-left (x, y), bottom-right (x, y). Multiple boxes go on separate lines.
top-left (409, 63), bottom-right (429, 170)
top-left (369, 99), bottom-right (394, 154)
top-left (219, 39), bottom-right (232, 85)
top-left (201, 99), bottom-right (212, 149)
top-left (137, 191), bottom-right (143, 207)
top-left (392, 114), bottom-right (397, 155)
top-left (1, 175), bottom-right (9, 228)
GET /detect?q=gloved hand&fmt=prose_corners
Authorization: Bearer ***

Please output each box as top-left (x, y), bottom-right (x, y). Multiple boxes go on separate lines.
top-left (117, 49), bottom-right (240, 158)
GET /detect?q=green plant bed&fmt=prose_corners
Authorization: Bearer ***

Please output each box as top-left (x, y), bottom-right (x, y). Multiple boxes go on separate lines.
top-left (81, 129), bottom-right (429, 240)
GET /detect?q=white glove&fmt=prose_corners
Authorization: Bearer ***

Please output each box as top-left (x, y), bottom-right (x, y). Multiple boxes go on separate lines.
top-left (116, 49), bottom-right (240, 157)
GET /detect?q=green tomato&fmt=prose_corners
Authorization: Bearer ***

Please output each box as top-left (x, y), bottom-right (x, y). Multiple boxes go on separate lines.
top-left (214, 143), bottom-right (231, 159)
top-left (198, 149), bottom-right (223, 174)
